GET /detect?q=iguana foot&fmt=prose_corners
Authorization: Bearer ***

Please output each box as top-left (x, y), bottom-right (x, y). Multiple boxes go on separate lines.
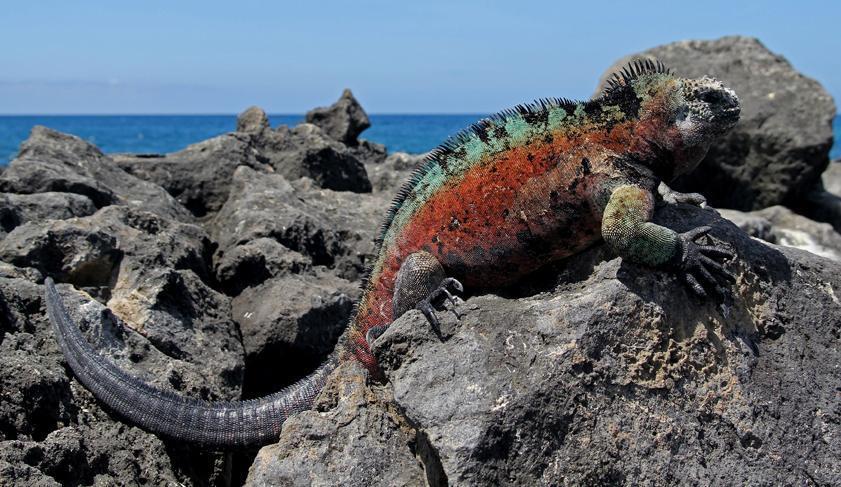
top-left (658, 182), bottom-right (707, 208)
top-left (416, 277), bottom-right (463, 338)
top-left (672, 226), bottom-right (735, 298)
top-left (366, 325), bottom-right (388, 345)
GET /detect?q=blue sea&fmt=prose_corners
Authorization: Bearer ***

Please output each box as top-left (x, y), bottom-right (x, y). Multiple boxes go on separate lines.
top-left (0, 114), bottom-right (839, 164)
top-left (0, 115), bottom-right (483, 164)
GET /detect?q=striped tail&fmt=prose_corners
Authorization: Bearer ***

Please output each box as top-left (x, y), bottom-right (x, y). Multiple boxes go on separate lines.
top-left (45, 278), bottom-right (338, 447)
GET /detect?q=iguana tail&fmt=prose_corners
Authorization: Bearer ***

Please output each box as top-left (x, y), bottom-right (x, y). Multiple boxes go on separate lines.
top-left (45, 278), bottom-right (338, 447)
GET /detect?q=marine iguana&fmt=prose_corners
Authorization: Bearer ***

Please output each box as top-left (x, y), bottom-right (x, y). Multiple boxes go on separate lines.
top-left (45, 60), bottom-right (741, 447)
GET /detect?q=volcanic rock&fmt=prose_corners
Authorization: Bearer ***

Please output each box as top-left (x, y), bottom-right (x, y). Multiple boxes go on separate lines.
top-left (305, 89), bottom-right (371, 145)
top-left (245, 361), bottom-right (427, 486)
top-left (0, 206), bottom-right (242, 398)
top-left (232, 270), bottom-right (360, 397)
top-left (114, 132), bottom-right (268, 217)
top-left (209, 166), bottom-right (380, 283)
top-left (0, 192), bottom-right (96, 240)
top-left (368, 204), bottom-right (841, 485)
top-left (721, 205), bottom-right (841, 260)
top-left (258, 123), bottom-right (372, 193)
top-left (0, 127), bottom-right (191, 222)
top-left (367, 151), bottom-right (426, 193)
top-left (236, 106), bottom-right (271, 134)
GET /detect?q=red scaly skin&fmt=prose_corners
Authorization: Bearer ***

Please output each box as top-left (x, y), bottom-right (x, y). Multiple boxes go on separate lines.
top-left (346, 89), bottom-right (680, 369)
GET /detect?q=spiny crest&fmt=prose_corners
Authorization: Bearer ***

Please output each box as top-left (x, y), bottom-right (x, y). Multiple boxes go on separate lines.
top-left (430, 97), bottom-right (578, 160)
top-left (375, 158), bottom-right (438, 249)
top-left (603, 58), bottom-right (673, 95)
top-left (373, 97), bottom-right (580, 249)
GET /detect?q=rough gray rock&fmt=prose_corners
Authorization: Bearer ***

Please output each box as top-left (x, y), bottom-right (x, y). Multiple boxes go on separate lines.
top-left (209, 166), bottom-right (381, 283)
top-left (597, 36), bottom-right (837, 210)
top-left (232, 270), bottom-right (360, 397)
top-left (259, 123), bottom-right (372, 193)
top-left (246, 361), bottom-right (426, 486)
top-left (114, 132), bottom-right (268, 217)
top-left (801, 161), bottom-right (841, 234)
top-left (823, 160), bottom-right (841, 196)
top-left (0, 206), bottom-right (243, 399)
top-left (721, 206), bottom-right (841, 260)
top-left (367, 152), bottom-right (426, 193)
top-left (237, 105), bottom-right (271, 134)
top-left (0, 272), bottom-right (234, 485)
top-left (800, 187), bottom-right (841, 235)
top-left (214, 237), bottom-right (312, 296)
top-left (305, 89), bottom-right (371, 145)
top-left (350, 139), bottom-right (389, 165)
top-left (0, 192), bottom-right (96, 240)
top-left (0, 425), bottom-right (181, 486)
top-left (118, 106), bottom-right (374, 216)
top-left (0, 127), bottom-right (192, 222)
top-left (363, 204), bottom-right (841, 486)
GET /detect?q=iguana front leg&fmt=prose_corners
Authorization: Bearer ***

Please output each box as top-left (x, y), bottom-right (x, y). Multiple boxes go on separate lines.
top-left (601, 184), bottom-right (734, 297)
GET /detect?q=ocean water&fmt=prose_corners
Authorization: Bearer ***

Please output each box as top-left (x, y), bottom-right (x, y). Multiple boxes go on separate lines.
top-left (0, 114), bottom-right (839, 164)
top-left (0, 114), bottom-right (483, 164)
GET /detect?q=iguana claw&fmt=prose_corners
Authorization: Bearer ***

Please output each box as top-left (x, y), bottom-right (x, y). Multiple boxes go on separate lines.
top-left (658, 182), bottom-right (708, 208)
top-left (416, 277), bottom-right (463, 339)
top-left (672, 226), bottom-right (735, 298)
top-left (367, 277), bottom-right (464, 345)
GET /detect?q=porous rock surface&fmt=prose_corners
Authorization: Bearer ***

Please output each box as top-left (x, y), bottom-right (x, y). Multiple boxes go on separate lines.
top-left (0, 126), bottom-right (192, 222)
top-left (245, 361), bottom-right (427, 486)
top-left (722, 205), bottom-right (841, 261)
top-left (802, 160), bottom-right (841, 233)
top-left (116, 99), bottom-right (374, 219)
top-left (0, 192), bottom-right (96, 240)
top-left (597, 36), bottom-right (837, 211)
top-left (305, 88), bottom-right (372, 145)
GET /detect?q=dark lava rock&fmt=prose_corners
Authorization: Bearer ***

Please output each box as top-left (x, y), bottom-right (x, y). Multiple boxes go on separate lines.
top-left (259, 123), bottom-right (372, 193)
top-left (214, 237), bottom-right (312, 296)
top-left (597, 36), bottom-right (837, 211)
top-left (232, 270), bottom-right (360, 397)
top-left (209, 166), bottom-right (381, 283)
top-left (350, 139), bottom-right (389, 165)
top-left (823, 160), bottom-right (841, 196)
top-left (0, 273), bottom-right (236, 485)
top-left (0, 205), bottom-right (243, 399)
top-left (0, 126), bottom-right (192, 222)
top-left (0, 192), bottom-right (96, 240)
top-left (798, 161), bottom-right (841, 234)
top-left (0, 217), bottom-right (121, 289)
top-left (721, 206), bottom-right (841, 260)
top-left (246, 361), bottom-right (426, 486)
top-left (236, 105), bottom-right (271, 134)
top-left (114, 132), bottom-right (269, 217)
top-left (118, 105), bottom-right (374, 215)
top-left (0, 425), bottom-right (181, 486)
top-left (367, 151), bottom-right (426, 193)
top-left (305, 89), bottom-right (371, 145)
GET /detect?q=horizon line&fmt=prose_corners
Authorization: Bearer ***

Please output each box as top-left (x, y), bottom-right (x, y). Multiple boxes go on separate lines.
top-left (0, 112), bottom-right (491, 117)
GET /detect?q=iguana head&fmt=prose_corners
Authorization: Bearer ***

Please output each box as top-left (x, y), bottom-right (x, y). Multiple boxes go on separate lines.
top-left (603, 60), bottom-right (740, 180)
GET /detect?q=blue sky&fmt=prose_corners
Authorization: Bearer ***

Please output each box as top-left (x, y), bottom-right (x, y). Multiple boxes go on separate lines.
top-left (0, 1), bottom-right (838, 114)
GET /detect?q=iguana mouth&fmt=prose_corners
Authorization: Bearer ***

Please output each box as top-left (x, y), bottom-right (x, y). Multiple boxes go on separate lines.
top-left (713, 105), bottom-right (741, 130)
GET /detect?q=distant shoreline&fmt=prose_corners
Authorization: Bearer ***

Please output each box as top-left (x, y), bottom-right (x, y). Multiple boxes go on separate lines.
top-left (1, 114), bottom-right (839, 164)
